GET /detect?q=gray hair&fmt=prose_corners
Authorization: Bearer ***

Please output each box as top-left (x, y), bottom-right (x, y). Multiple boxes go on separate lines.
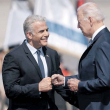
top-left (77, 2), bottom-right (105, 22)
top-left (23, 15), bottom-right (46, 38)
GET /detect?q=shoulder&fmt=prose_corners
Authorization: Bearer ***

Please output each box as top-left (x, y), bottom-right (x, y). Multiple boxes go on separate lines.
top-left (44, 46), bottom-right (58, 55)
top-left (95, 41), bottom-right (110, 60)
top-left (97, 41), bottom-right (110, 52)
top-left (4, 44), bottom-right (23, 60)
top-left (44, 46), bottom-right (60, 61)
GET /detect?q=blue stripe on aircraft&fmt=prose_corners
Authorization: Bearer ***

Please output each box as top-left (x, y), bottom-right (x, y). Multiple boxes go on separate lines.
top-left (46, 21), bottom-right (88, 45)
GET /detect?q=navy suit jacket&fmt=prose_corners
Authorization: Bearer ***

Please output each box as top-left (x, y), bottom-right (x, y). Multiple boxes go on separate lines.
top-left (66, 28), bottom-right (110, 110)
top-left (2, 41), bottom-right (74, 110)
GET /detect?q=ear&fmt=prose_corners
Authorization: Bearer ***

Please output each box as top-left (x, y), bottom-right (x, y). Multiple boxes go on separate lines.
top-left (88, 17), bottom-right (93, 27)
top-left (26, 32), bottom-right (33, 40)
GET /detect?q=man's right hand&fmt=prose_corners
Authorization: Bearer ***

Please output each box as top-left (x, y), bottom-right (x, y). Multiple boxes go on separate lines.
top-left (51, 74), bottom-right (64, 85)
top-left (39, 77), bottom-right (52, 92)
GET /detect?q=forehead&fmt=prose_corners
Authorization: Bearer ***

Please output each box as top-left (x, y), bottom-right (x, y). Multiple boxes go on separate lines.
top-left (77, 9), bottom-right (84, 19)
top-left (32, 21), bottom-right (48, 30)
top-left (77, 10), bottom-right (84, 21)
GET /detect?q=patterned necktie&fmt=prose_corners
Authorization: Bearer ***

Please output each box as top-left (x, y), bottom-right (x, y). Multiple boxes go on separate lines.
top-left (37, 50), bottom-right (45, 78)
top-left (88, 39), bottom-right (92, 47)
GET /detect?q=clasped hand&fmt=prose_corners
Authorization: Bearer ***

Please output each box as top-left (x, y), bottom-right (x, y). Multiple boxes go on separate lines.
top-left (51, 74), bottom-right (80, 92)
top-left (67, 78), bottom-right (80, 91)
top-left (39, 74), bottom-right (80, 92)
top-left (39, 77), bottom-right (52, 92)
top-left (39, 74), bottom-right (64, 92)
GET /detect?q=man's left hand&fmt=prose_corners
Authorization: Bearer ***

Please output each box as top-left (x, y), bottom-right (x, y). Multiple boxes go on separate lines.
top-left (67, 78), bottom-right (80, 91)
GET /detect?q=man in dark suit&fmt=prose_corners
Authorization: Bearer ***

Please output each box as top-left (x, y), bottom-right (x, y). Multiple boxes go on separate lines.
top-left (52, 2), bottom-right (110, 110)
top-left (2, 15), bottom-right (73, 110)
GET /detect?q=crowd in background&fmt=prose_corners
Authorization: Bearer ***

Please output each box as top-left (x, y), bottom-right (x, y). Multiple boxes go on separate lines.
top-left (0, 50), bottom-right (8, 110)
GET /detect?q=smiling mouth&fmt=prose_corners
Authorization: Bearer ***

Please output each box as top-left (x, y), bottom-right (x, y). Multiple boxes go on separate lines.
top-left (42, 38), bottom-right (48, 41)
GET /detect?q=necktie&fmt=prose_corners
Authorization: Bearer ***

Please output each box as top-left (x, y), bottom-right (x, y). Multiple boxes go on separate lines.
top-left (88, 39), bottom-right (92, 47)
top-left (37, 50), bottom-right (45, 78)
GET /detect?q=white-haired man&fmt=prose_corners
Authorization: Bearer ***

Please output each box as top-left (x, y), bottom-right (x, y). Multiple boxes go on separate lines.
top-left (52, 2), bottom-right (110, 110)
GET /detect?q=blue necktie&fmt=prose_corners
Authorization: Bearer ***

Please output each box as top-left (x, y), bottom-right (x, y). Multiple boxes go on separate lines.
top-left (37, 50), bottom-right (45, 78)
top-left (88, 39), bottom-right (92, 47)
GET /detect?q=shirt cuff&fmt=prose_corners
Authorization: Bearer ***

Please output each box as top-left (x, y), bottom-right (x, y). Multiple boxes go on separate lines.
top-left (62, 77), bottom-right (65, 86)
top-left (39, 91), bottom-right (41, 94)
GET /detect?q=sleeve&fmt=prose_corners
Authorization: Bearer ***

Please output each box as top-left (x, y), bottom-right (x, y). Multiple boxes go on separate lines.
top-left (65, 75), bottom-right (79, 88)
top-left (78, 42), bottom-right (110, 93)
top-left (2, 53), bottom-right (40, 100)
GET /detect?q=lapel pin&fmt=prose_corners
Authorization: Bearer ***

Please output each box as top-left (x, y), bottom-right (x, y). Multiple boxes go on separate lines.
top-left (46, 55), bottom-right (49, 57)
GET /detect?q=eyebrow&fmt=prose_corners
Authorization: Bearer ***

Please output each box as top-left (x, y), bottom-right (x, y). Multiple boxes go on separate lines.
top-left (38, 28), bottom-right (49, 33)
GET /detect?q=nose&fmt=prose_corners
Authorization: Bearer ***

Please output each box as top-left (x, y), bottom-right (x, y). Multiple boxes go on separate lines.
top-left (44, 30), bottom-right (49, 37)
top-left (77, 23), bottom-right (80, 28)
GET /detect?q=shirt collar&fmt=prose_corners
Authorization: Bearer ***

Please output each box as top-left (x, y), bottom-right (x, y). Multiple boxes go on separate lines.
top-left (25, 40), bottom-right (43, 55)
top-left (92, 25), bottom-right (105, 41)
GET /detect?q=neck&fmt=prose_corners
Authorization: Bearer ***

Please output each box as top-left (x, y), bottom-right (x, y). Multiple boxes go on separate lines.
top-left (86, 21), bottom-right (104, 39)
top-left (92, 21), bottom-right (104, 35)
top-left (27, 40), bottom-right (41, 49)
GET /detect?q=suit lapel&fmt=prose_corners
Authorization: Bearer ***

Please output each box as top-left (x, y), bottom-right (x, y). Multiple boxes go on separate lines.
top-left (43, 47), bottom-right (52, 77)
top-left (80, 27), bottom-right (108, 63)
top-left (22, 41), bottom-right (42, 79)
top-left (78, 27), bottom-right (108, 75)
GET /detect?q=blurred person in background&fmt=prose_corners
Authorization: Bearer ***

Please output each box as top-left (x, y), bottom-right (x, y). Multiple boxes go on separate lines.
top-left (52, 2), bottom-right (110, 110)
top-left (0, 50), bottom-right (8, 110)
top-left (2, 15), bottom-right (75, 110)
top-left (55, 55), bottom-right (73, 110)
top-left (59, 55), bottom-right (72, 77)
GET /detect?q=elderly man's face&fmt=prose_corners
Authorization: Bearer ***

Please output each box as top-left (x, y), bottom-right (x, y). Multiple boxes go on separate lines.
top-left (28, 21), bottom-right (49, 49)
top-left (77, 10), bottom-right (92, 38)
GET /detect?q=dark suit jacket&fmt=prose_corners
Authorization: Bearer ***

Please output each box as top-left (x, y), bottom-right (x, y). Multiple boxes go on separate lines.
top-left (66, 28), bottom-right (110, 110)
top-left (2, 41), bottom-right (73, 110)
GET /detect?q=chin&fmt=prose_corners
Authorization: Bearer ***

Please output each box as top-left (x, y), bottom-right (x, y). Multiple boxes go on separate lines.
top-left (42, 43), bottom-right (48, 47)
top-left (83, 33), bottom-right (87, 36)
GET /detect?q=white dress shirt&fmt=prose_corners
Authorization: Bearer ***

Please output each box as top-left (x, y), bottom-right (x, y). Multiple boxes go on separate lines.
top-left (25, 41), bottom-right (48, 78)
top-left (88, 25), bottom-right (106, 47)
top-left (92, 25), bottom-right (106, 41)
top-left (25, 41), bottom-right (50, 108)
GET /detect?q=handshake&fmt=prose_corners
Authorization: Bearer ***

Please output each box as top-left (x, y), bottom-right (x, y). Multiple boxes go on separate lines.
top-left (39, 74), bottom-right (80, 92)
